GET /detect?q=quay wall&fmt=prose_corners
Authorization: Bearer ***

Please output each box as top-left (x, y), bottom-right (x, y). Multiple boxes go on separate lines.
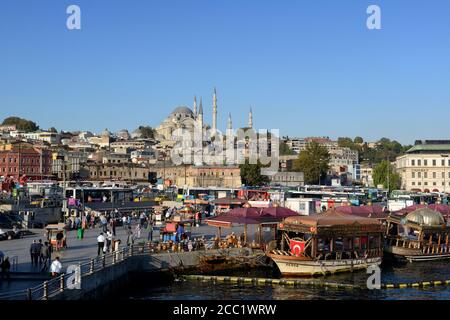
top-left (51, 248), bottom-right (258, 300)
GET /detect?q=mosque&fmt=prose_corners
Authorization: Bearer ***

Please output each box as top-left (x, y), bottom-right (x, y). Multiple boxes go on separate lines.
top-left (154, 88), bottom-right (253, 142)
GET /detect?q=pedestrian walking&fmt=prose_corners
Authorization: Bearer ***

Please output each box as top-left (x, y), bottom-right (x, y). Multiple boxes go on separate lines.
top-left (106, 230), bottom-right (113, 253)
top-left (135, 224), bottom-right (141, 240)
top-left (50, 257), bottom-right (62, 277)
top-left (126, 227), bottom-right (133, 247)
top-left (1, 257), bottom-right (11, 280)
top-left (40, 242), bottom-right (51, 272)
top-left (146, 221), bottom-right (154, 242)
top-left (110, 218), bottom-right (116, 237)
top-left (30, 240), bottom-right (40, 267)
top-left (97, 232), bottom-right (106, 256)
top-left (37, 239), bottom-right (44, 265)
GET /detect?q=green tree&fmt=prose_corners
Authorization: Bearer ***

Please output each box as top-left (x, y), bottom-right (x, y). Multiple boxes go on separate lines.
top-left (2, 116), bottom-right (39, 132)
top-left (354, 136), bottom-right (364, 144)
top-left (293, 141), bottom-right (330, 184)
top-left (373, 160), bottom-right (401, 191)
top-left (137, 126), bottom-right (155, 139)
top-left (239, 161), bottom-right (270, 186)
top-left (48, 127), bottom-right (58, 133)
top-left (279, 141), bottom-right (295, 155)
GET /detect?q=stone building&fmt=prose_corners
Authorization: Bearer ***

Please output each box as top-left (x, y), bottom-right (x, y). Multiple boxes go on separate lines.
top-left (396, 140), bottom-right (450, 192)
top-left (152, 164), bottom-right (242, 188)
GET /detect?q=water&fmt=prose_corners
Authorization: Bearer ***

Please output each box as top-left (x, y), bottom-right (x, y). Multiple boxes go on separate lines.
top-left (123, 261), bottom-right (450, 300)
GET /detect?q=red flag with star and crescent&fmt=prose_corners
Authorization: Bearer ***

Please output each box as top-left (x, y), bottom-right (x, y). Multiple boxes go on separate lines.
top-left (290, 239), bottom-right (306, 256)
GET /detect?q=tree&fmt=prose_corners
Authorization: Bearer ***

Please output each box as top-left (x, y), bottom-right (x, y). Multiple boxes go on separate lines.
top-left (293, 141), bottom-right (330, 184)
top-left (2, 116), bottom-right (39, 132)
top-left (239, 161), bottom-right (270, 186)
top-left (373, 160), bottom-right (401, 191)
top-left (48, 127), bottom-right (58, 133)
top-left (354, 136), bottom-right (364, 144)
top-left (338, 137), bottom-right (356, 149)
top-left (279, 141), bottom-right (295, 155)
top-left (137, 126), bottom-right (155, 139)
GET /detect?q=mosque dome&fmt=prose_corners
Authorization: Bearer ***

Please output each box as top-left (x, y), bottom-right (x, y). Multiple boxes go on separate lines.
top-left (406, 208), bottom-right (445, 226)
top-left (170, 106), bottom-right (194, 118)
top-left (101, 128), bottom-right (111, 137)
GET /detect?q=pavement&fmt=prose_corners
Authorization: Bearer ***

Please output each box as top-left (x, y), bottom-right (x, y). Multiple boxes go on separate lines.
top-left (0, 220), bottom-right (254, 294)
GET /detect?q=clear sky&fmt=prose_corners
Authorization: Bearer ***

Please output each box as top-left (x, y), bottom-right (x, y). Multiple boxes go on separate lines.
top-left (1, 0), bottom-right (449, 145)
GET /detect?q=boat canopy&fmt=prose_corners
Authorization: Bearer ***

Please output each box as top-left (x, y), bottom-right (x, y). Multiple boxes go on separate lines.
top-left (405, 208), bottom-right (445, 227)
top-left (280, 208), bottom-right (382, 236)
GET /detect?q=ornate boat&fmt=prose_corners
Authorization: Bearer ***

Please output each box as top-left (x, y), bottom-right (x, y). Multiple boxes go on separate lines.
top-left (267, 209), bottom-right (383, 277)
top-left (384, 207), bottom-right (450, 262)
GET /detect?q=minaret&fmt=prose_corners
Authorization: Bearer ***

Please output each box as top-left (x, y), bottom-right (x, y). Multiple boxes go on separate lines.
top-left (212, 87), bottom-right (217, 133)
top-left (248, 107), bottom-right (253, 128)
top-left (198, 97), bottom-right (203, 127)
top-left (227, 113), bottom-right (232, 130)
top-left (193, 96), bottom-right (197, 118)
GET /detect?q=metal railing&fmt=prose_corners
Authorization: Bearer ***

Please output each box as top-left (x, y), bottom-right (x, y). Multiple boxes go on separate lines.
top-left (0, 242), bottom-right (259, 301)
top-left (0, 244), bottom-right (144, 301)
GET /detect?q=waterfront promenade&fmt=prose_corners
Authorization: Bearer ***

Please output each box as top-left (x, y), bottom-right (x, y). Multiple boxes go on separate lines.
top-left (0, 221), bottom-right (245, 293)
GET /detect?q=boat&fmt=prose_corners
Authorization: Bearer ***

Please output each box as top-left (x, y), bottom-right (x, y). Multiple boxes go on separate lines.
top-left (267, 208), bottom-right (383, 277)
top-left (384, 207), bottom-right (450, 262)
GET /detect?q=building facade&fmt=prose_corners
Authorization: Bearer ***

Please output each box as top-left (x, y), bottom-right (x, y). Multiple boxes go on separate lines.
top-left (85, 162), bottom-right (150, 182)
top-left (0, 142), bottom-right (52, 180)
top-left (396, 140), bottom-right (450, 192)
top-left (152, 164), bottom-right (242, 188)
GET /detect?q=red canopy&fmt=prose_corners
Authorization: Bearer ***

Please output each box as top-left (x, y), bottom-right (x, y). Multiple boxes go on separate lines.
top-left (335, 205), bottom-right (388, 219)
top-left (393, 204), bottom-right (450, 219)
top-left (205, 206), bottom-right (299, 227)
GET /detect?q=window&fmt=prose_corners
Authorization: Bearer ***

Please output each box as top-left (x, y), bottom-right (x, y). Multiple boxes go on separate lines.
top-left (411, 160), bottom-right (415, 166)
top-left (424, 160), bottom-right (428, 166)
top-left (433, 182), bottom-right (437, 186)
top-left (418, 182), bottom-right (422, 186)
top-left (432, 159), bottom-right (437, 166)
top-left (443, 172), bottom-right (445, 179)
top-left (418, 160), bottom-right (422, 166)
top-left (412, 172), bottom-right (415, 178)
top-left (418, 172), bottom-right (421, 178)
top-left (412, 182), bottom-right (415, 186)
top-left (424, 172), bottom-right (428, 178)
top-left (433, 172), bottom-right (437, 179)
top-left (442, 159), bottom-right (446, 166)
top-left (424, 182), bottom-right (428, 186)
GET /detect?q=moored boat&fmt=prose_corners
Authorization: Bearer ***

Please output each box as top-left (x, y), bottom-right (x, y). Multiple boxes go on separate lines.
top-left (384, 207), bottom-right (450, 262)
top-left (267, 208), bottom-right (383, 277)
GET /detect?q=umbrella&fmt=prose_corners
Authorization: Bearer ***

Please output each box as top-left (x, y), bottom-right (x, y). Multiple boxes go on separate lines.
top-left (260, 206), bottom-right (299, 219)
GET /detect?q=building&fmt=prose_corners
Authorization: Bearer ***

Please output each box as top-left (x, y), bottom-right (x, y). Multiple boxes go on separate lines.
top-left (87, 129), bottom-right (111, 148)
top-left (52, 150), bottom-right (89, 180)
top-left (152, 164), bottom-right (242, 188)
top-left (282, 136), bottom-right (358, 175)
top-left (84, 162), bottom-right (151, 182)
top-left (23, 131), bottom-right (61, 145)
top-left (360, 165), bottom-right (374, 187)
top-left (270, 172), bottom-right (304, 187)
top-left (0, 142), bottom-right (52, 180)
top-left (396, 140), bottom-right (450, 192)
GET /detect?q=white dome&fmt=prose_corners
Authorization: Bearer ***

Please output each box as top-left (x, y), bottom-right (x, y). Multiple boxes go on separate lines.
top-left (406, 208), bottom-right (445, 226)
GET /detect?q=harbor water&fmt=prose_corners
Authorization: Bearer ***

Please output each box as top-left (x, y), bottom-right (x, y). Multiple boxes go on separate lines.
top-left (122, 261), bottom-right (450, 300)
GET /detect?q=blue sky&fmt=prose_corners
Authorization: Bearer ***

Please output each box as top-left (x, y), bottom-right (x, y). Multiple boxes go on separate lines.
top-left (1, 0), bottom-right (450, 145)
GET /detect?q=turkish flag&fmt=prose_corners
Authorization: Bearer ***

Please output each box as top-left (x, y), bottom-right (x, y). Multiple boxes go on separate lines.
top-left (290, 239), bottom-right (306, 256)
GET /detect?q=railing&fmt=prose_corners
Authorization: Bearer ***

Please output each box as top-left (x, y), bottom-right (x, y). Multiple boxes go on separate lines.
top-left (0, 245), bottom-right (140, 301)
top-left (0, 241), bottom-right (262, 301)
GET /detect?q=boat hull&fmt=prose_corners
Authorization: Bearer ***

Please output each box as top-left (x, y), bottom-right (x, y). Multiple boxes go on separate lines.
top-left (267, 253), bottom-right (382, 277)
top-left (384, 245), bottom-right (450, 262)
